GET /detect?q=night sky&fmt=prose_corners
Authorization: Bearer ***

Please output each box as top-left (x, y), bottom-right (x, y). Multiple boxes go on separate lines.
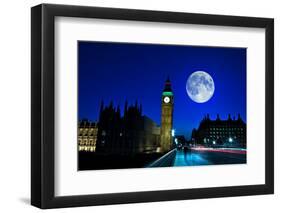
top-left (78, 41), bottom-right (246, 138)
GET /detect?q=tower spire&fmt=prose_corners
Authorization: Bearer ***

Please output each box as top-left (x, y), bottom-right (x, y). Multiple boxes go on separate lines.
top-left (109, 100), bottom-right (113, 108)
top-left (216, 114), bottom-right (220, 120)
top-left (99, 100), bottom-right (104, 121)
top-left (163, 76), bottom-right (172, 92)
top-left (139, 103), bottom-right (142, 115)
top-left (166, 75), bottom-right (170, 82)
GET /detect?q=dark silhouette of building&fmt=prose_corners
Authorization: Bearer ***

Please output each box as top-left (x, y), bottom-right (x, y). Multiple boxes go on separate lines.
top-left (95, 101), bottom-right (161, 155)
top-left (79, 78), bottom-right (176, 155)
top-left (191, 114), bottom-right (246, 148)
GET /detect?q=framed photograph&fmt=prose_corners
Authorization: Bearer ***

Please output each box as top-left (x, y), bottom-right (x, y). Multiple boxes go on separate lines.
top-left (31, 4), bottom-right (274, 209)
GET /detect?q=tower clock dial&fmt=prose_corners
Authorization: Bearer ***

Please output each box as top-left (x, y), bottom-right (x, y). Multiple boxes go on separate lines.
top-left (163, 96), bottom-right (170, 103)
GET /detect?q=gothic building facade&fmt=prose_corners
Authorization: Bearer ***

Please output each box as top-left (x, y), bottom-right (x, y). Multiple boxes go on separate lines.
top-left (79, 78), bottom-right (175, 155)
top-left (78, 120), bottom-right (98, 152)
top-left (191, 114), bottom-right (246, 148)
top-left (95, 101), bottom-right (161, 155)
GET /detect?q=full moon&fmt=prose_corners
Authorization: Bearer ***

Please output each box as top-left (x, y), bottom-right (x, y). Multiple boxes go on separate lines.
top-left (186, 71), bottom-right (215, 103)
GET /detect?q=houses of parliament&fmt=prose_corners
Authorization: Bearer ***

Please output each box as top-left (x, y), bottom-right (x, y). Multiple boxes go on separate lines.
top-left (78, 78), bottom-right (174, 154)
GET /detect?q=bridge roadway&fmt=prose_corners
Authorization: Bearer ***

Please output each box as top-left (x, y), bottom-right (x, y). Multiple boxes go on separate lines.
top-left (148, 148), bottom-right (246, 167)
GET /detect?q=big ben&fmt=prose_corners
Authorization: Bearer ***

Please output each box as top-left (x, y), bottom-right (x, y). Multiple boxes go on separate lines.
top-left (160, 77), bottom-right (174, 153)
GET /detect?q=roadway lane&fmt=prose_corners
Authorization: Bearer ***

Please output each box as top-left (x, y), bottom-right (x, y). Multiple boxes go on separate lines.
top-left (173, 149), bottom-right (246, 167)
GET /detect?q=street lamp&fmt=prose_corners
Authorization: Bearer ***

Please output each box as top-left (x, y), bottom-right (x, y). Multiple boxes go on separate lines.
top-left (171, 129), bottom-right (175, 137)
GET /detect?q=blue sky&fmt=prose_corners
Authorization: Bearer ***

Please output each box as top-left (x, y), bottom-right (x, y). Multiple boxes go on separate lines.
top-left (78, 41), bottom-right (246, 138)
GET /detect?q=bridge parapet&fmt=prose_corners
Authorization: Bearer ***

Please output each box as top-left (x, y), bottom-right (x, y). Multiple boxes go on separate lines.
top-left (147, 149), bottom-right (177, 167)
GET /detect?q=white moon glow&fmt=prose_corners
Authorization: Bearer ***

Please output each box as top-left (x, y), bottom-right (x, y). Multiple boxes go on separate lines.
top-left (186, 71), bottom-right (215, 103)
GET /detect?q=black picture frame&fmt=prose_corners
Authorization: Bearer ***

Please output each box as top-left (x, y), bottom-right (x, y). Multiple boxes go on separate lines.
top-left (31, 3), bottom-right (274, 209)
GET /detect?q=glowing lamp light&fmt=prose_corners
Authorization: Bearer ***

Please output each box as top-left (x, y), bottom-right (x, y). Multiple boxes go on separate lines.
top-left (229, 137), bottom-right (233, 143)
top-left (213, 141), bottom-right (216, 145)
top-left (171, 129), bottom-right (175, 137)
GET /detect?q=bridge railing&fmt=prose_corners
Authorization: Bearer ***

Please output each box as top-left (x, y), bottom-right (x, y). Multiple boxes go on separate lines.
top-left (146, 149), bottom-right (177, 168)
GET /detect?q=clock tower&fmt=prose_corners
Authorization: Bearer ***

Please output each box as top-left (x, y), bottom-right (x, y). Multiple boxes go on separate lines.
top-left (160, 77), bottom-right (174, 153)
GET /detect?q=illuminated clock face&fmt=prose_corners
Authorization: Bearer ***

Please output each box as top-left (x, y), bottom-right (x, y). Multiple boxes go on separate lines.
top-left (163, 96), bottom-right (170, 103)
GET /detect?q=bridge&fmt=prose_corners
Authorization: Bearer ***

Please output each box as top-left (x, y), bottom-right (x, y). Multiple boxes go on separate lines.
top-left (147, 147), bottom-right (246, 167)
